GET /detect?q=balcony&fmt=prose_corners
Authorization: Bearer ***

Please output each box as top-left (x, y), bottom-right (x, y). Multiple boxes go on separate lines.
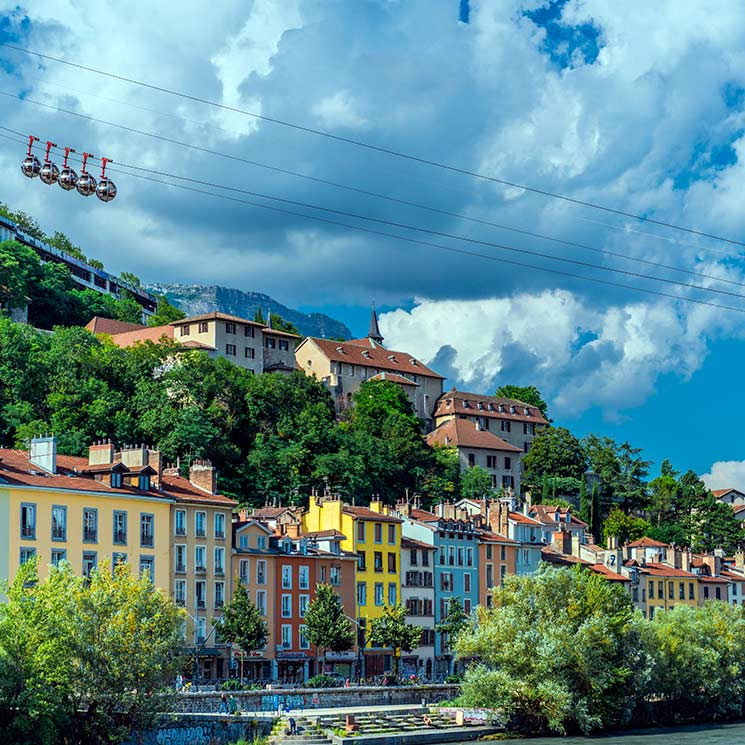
top-left (195, 565), bottom-right (206, 574)
top-left (215, 566), bottom-right (224, 576)
top-left (175, 563), bottom-right (186, 574)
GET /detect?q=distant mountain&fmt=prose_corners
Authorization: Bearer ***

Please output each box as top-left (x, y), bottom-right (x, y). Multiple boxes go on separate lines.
top-left (146, 283), bottom-right (352, 340)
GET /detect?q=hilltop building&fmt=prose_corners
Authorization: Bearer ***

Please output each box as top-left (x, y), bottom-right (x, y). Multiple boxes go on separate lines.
top-left (295, 308), bottom-right (444, 425)
top-left (0, 214), bottom-right (157, 320)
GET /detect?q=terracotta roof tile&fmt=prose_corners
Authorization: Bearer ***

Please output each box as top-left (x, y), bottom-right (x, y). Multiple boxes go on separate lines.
top-left (626, 537), bottom-right (668, 548)
top-left (108, 324), bottom-right (175, 347)
top-left (410, 508), bottom-right (438, 521)
top-left (508, 511), bottom-right (543, 526)
top-left (425, 419), bottom-right (521, 452)
top-left (160, 474), bottom-right (238, 506)
top-left (342, 505), bottom-right (402, 523)
top-left (171, 312), bottom-right (264, 327)
top-left (401, 537), bottom-right (436, 550)
top-left (369, 372), bottom-right (419, 386)
top-left (303, 529), bottom-right (346, 540)
top-left (302, 337), bottom-right (444, 379)
top-left (644, 562), bottom-right (697, 578)
top-left (477, 530), bottom-right (519, 545)
top-left (434, 389), bottom-right (549, 425)
top-left (590, 563), bottom-right (630, 582)
top-left (530, 504), bottom-right (588, 528)
top-left (85, 316), bottom-right (147, 335)
top-left (712, 488), bottom-right (742, 498)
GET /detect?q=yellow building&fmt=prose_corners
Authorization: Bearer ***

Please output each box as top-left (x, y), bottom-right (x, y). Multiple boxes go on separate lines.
top-left (0, 438), bottom-right (172, 590)
top-left (303, 496), bottom-right (402, 676)
top-left (644, 563), bottom-right (699, 618)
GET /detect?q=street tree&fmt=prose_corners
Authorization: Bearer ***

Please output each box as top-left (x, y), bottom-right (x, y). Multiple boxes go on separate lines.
top-left (304, 584), bottom-right (355, 675)
top-left (215, 585), bottom-right (268, 684)
top-left (368, 605), bottom-right (422, 677)
top-left (436, 597), bottom-right (469, 672)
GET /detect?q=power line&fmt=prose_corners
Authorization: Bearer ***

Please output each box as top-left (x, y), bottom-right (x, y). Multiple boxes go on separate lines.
top-left (6, 124), bottom-right (745, 303)
top-left (2, 98), bottom-right (744, 295)
top-left (3, 40), bottom-right (745, 249)
top-left (3, 126), bottom-right (743, 314)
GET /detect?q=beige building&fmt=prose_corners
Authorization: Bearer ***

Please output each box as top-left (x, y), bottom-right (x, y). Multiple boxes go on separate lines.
top-left (426, 418), bottom-right (522, 493)
top-left (91, 311), bottom-right (300, 375)
top-left (295, 309), bottom-right (444, 425)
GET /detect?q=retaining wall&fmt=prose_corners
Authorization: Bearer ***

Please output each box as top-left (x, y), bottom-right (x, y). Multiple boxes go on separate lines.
top-left (125, 713), bottom-right (271, 745)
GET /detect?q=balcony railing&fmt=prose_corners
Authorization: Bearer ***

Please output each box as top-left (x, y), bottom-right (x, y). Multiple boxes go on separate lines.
top-left (140, 532), bottom-right (154, 548)
top-left (176, 563), bottom-right (186, 574)
top-left (195, 565), bottom-right (206, 574)
top-left (196, 599), bottom-right (206, 610)
top-left (113, 530), bottom-right (127, 544)
top-left (83, 528), bottom-right (97, 542)
top-left (215, 565), bottom-right (224, 576)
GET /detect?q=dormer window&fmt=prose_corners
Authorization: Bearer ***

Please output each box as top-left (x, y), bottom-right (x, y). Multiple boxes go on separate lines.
top-left (111, 472), bottom-right (122, 488)
top-left (524, 407), bottom-right (530, 416)
top-left (554, 512), bottom-right (560, 522)
top-left (336, 346), bottom-right (346, 354)
top-left (409, 358), bottom-right (418, 366)
top-left (498, 404), bottom-right (505, 413)
top-left (138, 475), bottom-right (151, 491)
top-left (478, 402), bottom-right (483, 410)
top-left (488, 403), bottom-right (494, 411)
top-left (463, 401), bottom-right (469, 409)
top-left (362, 350), bottom-right (370, 358)
top-left (510, 405), bottom-right (516, 414)
top-left (388, 354), bottom-right (396, 362)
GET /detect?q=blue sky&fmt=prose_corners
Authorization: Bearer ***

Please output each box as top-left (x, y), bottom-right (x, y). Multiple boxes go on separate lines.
top-left (2, 0), bottom-right (745, 486)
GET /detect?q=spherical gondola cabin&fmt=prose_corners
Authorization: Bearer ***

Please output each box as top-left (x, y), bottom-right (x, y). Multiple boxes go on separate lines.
top-left (95, 178), bottom-right (117, 202)
top-left (39, 160), bottom-right (60, 185)
top-left (58, 147), bottom-right (78, 191)
top-left (21, 155), bottom-right (41, 178)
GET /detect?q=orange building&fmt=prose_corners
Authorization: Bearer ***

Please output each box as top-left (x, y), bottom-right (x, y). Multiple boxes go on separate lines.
top-left (477, 531), bottom-right (518, 608)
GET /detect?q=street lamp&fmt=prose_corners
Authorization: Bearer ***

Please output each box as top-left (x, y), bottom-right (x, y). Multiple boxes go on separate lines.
top-left (183, 610), bottom-right (217, 689)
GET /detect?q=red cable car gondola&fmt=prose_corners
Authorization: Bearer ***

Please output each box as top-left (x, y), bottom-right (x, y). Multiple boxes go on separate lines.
top-left (39, 141), bottom-right (59, 185)
top-left (76, 151), bottom-right (97, 197)
top-left (21, 135), bottom-right (41, 178)
top-left (95, 157), bottom-right (116, 202)
top-left (58, 146), bottom-right (78, 191)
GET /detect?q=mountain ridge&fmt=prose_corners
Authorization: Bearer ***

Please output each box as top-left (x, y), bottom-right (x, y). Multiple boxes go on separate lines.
top-left (146, 283), bottom-right (352, 339)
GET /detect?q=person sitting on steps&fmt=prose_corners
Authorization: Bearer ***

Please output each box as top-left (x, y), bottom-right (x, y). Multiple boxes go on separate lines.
top-left (422, 714), bottom-right (433, 726)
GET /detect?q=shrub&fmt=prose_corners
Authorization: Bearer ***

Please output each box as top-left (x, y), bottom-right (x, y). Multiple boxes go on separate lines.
top-left (304, 674), bottom-right (342, 688)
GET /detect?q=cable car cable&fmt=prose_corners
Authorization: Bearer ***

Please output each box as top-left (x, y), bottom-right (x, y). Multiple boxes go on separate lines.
top-left (3, 41), bottom-right (745, 249)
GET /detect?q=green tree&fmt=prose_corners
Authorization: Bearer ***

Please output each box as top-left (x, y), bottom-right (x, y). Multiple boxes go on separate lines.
top-left (578, 478), bottom-right (589, 524)
top-left (460, 465), bottom-right (493, 500)
top-left (118, 271), bottom-right (142, 289)
top-left (455, 566), bottom-right (646, 735)
top-left (648, 460), bottom-right (680, 527)
top-left (253, 308), bottom-right (265, 324)
top-left (494, 384), bottom-right (549, 420)
top-left (436, 597), bottom-right (469, 672)
top-left (215, 585), bottom-right (268, 684)
top-left (0, 559), bottom-right (184, 745)
top-left (602, 507), bottom-right (651, 546)
top-left (522, 426), bottom-right (587, 491)
top-left (147, 295), bottom-right (186, 326)
top-left (304, 584), bottom-right (355, 675)
top-left (590, 482), bottom-right (601, 543)
top-left (368, 605), bottom-right (422, 677)
top-left (269, 312), bottom-right (300, 335)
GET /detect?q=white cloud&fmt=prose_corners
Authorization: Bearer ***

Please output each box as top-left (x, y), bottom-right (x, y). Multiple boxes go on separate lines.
top-left (312, 91), bottom-right (368, 129)
top-left (702, 461), bottom-right (745, 491)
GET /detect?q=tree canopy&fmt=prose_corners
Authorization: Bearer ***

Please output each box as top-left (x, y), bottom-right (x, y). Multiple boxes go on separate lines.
top-left (522, 426), bottom-right (588, 490)
top-left (304, 584), bottom-right (355, 671)
top-left (367, 605), bottom-right (422, 677)
top-left (494, 384), bottom-right (549, 419)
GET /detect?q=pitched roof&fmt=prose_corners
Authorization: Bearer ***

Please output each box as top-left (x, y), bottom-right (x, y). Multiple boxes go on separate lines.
top-left (410, 508), bottom-right (438, 522)
top-left (626, 537), bottom-right (668, 549)
top-left (304, 528), bottom-right (347, 540)
top-left (590, 563), bottom-right (630, 582)
top-left (252, 507), bottom-right (291, 519)
top-left (171, 311), bottom-right (264, 327)
top-left (508, 511), bottom-right (543, 526)
top-left (541, 546), bottom-right (591, 565)
top-left (713, 488), bottom-right (745, 498)
top-left (644, 562), bottom-right (697, 578)
top-left (433, 389), bottom-right (549, 425)
top-left (85, 316), bottom-right (146, 335)
top-left (369, 372), bottom-right (419, 386)
top-left (342, 505), bottom-right (402, 523)
top-left (107, 324), bottom-right (175, 347)
top-left (263, 327), bottom-right (301, 339)
top-left (160, 473), bottom-right (237, 506)
top-left (530, 504), bottom-right (588, 528)
top-left (425, 419), bottom-right (521, 452)
top-left (301, 337), bottom-right (444, 379)
top-left (401, 537), bottom-right (436, 550)
top-left (477, 530), bottom-right (518, 545)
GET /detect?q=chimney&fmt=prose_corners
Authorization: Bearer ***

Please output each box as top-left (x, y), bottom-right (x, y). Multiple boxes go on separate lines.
top-left (607, 535), bottom-right (618, 551)
top-left (571, 533), bottom-right (581, 558)
top-left (88, 440), bottom-right (114, 466)
top-left (147, 448), bottom-right (162, 487)
top-left (682, 548), bottom-right (692, 572)
top-left (672, 546), bottom-right (682, 569)
top-left (369, 499), bottom-right (383, 514)
top-left (736, 549), bottom-right (745, 569)
top-left (285, 524), bottom-right (300, 539)
top-left (395, 499), bottom-right (412, 518)
top-left (117, 444), bottom-right (147, 468)
top-left (30, 435), bottom-right (57, 474)
top-left (552, 529), bottom-right (572, 556)
top-left (189, 459), bottom-right (216, 495)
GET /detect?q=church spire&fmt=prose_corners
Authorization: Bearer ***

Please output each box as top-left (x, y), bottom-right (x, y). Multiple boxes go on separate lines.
top-left (368, 302), bottom-right (383, 345)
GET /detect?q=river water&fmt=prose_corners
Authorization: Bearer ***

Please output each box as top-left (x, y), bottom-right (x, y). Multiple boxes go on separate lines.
top-left (475, 722), bottom-right (745, 744)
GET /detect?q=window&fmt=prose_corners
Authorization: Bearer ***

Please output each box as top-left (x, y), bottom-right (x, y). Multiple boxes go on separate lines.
top-left (648, 581), bottom-right (654, 599)
top-left (257, 536), bottom-right (266, 549)
top-left (410, 549), bottom-right (418, 566)
top-left (524, 442), bottom-right (530, 453)
top-left (244, 347), bottom-right (255, 359)
top-left (505, 457), bottom-right (511, 470)
top-left (374, 524), bottom-right (382, 543)
top-left (330, 566), bottom-right (341, 586)
top-left (196, 617), bottom-right (207, 644)
top-left (657, 581), bottom-right (663, 599)
top-left (468, 453), bottom-right (475, 467)
top-left (19, 547), bottom-right (36, 564)
top-left (299, 625), bottom-right (310, 650)
top-left (501, 420), bottom-right (511, 432)
top-left (282, 565), bottom-right (292, 589)
top-left (214, 513), bottom-right (226, 539)
top-left (199, 321), bottom-right (208, 333)
top-left (256, 590), bottom-right (267, 615)
top-left (51, 548), bottom-right (66, 567)
top-left (374, 582), bottom-right (384, 606)
top-left (239, 534), bottom-right (249, 549)
top-left (138, 474), bottom-right (151, 491)
top-left (440, 572), bottom-right (453, 591)
top-left (20, 503), bottom-right (36, 540)
top-left (139, 556), bottom-right (154, 584)
top-left (244, 325), bottom-right (255, 337)
top-left (464, 598), bottom-right (472, 614)
top-left (140, 513), bottom-right (154, 548)
top-left (668, 582), bottom-right (674, 600)
top-left (226, 322), bottom-right (236, 334)
top-left (214, 581), bottom-right (225, 609)
top-left (500, 565), bottom-right (507, 585)
top-left (524, 422), bottom-right (535, 435)
top-left (82, 551), bottom-right (97, 577)
top-left (111, 471), bottom-right (122, 488)
top-left (421, 550), bottom-right (429, 567)
top-left (299, 594), bottom-right (310, 617)
top-left (174, 509), bottom-right (186, 536)
top-left (49, 505), bottom-right (67, 542)
top-left (439, 546), bottom-right (446, 565)
top-left (500, 545), bottom-right (506, 561)
top-left (83, 508), bottom-right (98, 543)
top-left (320, 565), bottom-right (327, 582)
top-left (689, 582), bottom-right (695, 600)
top-left (257, 560), bottom-right (266, 585)
top-left (265, 337), bottom-right (276, 349)
top-left (457, 547), bottom-right (464, 566)
top-left (448, 546), bottom-right (455, 566)
top-left (281, 624), bottom-right (291, 649)
top-left (195, 545), bottom-right (206, 572)
top-left (387, 583), bottom-right (397, 605)
top-left (486, 455), bottom-right (497, 469)
top-left (214, 547), bottom-right (225, 575)
top-left (113, 553), bottom-right (127, 572)
top-left (357, 551), bottom-right (367, 571)
top-left (195, 512), bottom-right (206, 538)
top-left (486, 544), bottom-right (493, 560)
top-left (357, 522), bottom-right (366, 542)
top-left (357, 582), bottom-right (367, 606)
top-left (679, 582), bottom-right (685, 600)
top-left (299, 565), bottom-right (309, 589)
top-left (195, 580), bottom-right (206, 609)
top-left (388, 553), bottom-right (396, 573)
top-left (275, 339), bottom-right (288, 351)
top-left (225, 344), bottom-right (236, 356)
top-left (239, 559), bottom-right (250, 583)
top-left (464, 573), bottom-right (471, 592)
top-left (175, 544), bottom-right (187, 573)
top-left (175, 579), bottom-right (186, 606)
top-left (502, 475), bottom-right (515, 489)
top-left (704, 586), bottom-right (710, 599)
top-left (716, 586), bottom-right (722, 600)
top-left (180, 324), bottom-right (190, 336)
top-left (486, 564), bottom-right (493, 588)
top-left (282, 594), bottom-right (292, 618)
top-left (374, 552), bottom-right (383, 572)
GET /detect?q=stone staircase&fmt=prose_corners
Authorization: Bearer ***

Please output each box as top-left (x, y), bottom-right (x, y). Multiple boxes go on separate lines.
top-left (310, 709), bottom-right (468, 735)
top-left (268, 717), bottom-right (334, 745)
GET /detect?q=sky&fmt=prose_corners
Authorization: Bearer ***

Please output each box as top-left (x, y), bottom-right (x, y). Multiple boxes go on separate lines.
top-left (1, 0), bottom-right (745, 485)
